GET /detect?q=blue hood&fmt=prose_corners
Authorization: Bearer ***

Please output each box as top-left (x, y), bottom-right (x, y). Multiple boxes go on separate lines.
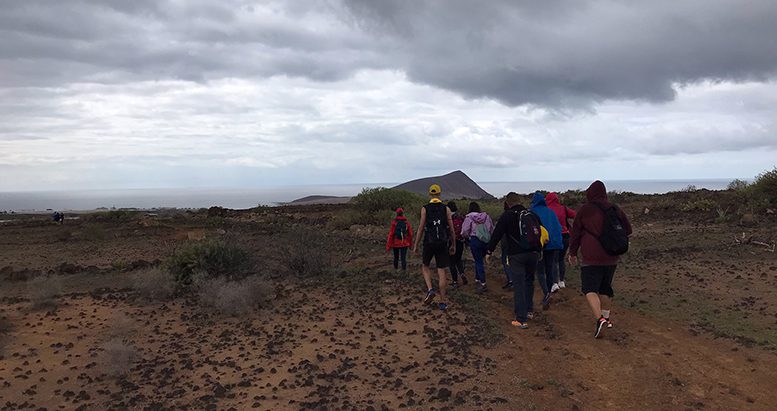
top-left (531, 192), bottom-right (546, 208)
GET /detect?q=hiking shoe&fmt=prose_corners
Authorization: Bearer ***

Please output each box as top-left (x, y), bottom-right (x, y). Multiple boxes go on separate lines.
top-left (451, 281), bottom-right (458, 289)
top-left (461, 275), bottom-right (468, 285)
top-left (559, 281), bottom-right (566, 289)
top-left (511, 320), bottom-right (529, 329)
top-left (476, 283), bottom-right (487, 293)
top-left (526, 312), bottom-right (534, 320)
top-left (595, 317), bottom-right (608, 338)
top-left (541, 293), bottom-right (551, 310)
top-left (606, 319), bottom-right (613, 329)
top-left (551, 283), bottom-right (560, 293)
top-left (439, 303), bottom-right (447, 311)
top-left (423, 289), bottom-right (436, 304)
top-left (501, 281), bottom-right (513, 290)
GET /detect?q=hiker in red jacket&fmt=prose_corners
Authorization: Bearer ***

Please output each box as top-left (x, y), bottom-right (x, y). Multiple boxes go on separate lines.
top-left (545, 192), bottom-right (576, 289)
top-left (387, 208), bottom-right (413, 271)
top-left (569, 181), bottom-right (632, 339)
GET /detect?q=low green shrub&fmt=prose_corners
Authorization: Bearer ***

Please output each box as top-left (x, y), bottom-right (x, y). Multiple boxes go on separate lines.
top-left (680, 199), bottom-right (717, 212)
top-left (751, 167), bottom-right (777, 205)
top-left (133, 267), bottom-right (177, 300)
top-left (165, 240), bottom-right (252, 285)
top-left (352, 187), bottom-right (425, 214)
top-left (727, 179), bottom-right (750, 191)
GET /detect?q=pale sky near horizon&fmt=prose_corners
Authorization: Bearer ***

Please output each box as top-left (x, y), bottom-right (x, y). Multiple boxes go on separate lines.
top-left (1, 1), bottom-right (776, 191)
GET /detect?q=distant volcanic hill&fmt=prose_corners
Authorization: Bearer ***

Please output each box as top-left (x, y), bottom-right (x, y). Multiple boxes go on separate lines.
top-left (393, 170), bottom-right (495, 200)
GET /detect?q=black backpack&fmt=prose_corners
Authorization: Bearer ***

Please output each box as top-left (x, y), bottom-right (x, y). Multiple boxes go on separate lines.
top-left (394, 220), bottom-right (408, 240)
top-left (510, 209), bottom-right (543, 252)
top-left (423, 203), bottom-right (449, 245)
top-left (592, 203), bottom-right (629, 255)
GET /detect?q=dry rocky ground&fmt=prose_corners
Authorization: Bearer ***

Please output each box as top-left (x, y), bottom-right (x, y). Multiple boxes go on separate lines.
top-left (1, 192), bottom-right (776, 410)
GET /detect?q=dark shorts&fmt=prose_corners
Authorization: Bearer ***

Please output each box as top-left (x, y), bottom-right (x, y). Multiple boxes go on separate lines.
top-left (422, 242), bottom-right (450, 269)
top-left (580, 265), bottom-right (617, 297)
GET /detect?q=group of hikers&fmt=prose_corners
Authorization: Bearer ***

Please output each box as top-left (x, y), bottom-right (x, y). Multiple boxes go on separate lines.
top-left (386, 181), bottom-right (632, 338)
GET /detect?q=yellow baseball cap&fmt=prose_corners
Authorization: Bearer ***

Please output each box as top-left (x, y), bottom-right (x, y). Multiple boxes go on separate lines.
top-left (429, 184), bottom-right (441, 195)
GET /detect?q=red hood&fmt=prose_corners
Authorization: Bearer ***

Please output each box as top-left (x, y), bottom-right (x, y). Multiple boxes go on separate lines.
top-left (545, 192), bottom-right (560, 207)
top-left (586, 180), bottom-right (608, 203)
top-left (395, 215), bottom-right (407, 221)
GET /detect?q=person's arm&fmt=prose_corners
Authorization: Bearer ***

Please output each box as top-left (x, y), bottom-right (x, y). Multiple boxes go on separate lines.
top-left (486, 212), bottom-right (508, 254)
top-left (461, 215), bottom-right (472, 238)
top-left (568, 206), bottom-right (585, 264)
top-left (413, 207), bottom-right (426, 253)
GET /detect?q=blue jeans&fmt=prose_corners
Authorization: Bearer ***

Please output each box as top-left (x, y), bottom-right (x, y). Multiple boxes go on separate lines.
top-left (469, 236), bottom-right (487, 284)
top-left (558, 234), bottom-right (570, 282)
top-left (505, 252), bottom-right (539, 322)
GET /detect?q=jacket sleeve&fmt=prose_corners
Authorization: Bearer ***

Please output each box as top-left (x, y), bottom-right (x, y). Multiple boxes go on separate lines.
top-left (386, 220), bottom-right (396, 251)
top-left (487, 214), bottom-right (495, 233)
top-left (486, 212), bottom-right (508, 253)
top-left (568, 206), bottom-right (585, 256)
top-left (461, 216), bottom-right (472, 238)
top-left (566, 206), bottom-right (577, 219)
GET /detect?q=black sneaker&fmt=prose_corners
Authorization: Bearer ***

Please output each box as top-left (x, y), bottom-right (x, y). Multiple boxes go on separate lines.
top-left (594, 317), bottom-right (608, 338)
top-left (476, 283), bottom-right (487, 293)
top-left (501, 281), bottom-right (513, 290)
top-left (451, 281), bottom-right (458, 289)
top-left (423, 289), bottom-right (436, 304)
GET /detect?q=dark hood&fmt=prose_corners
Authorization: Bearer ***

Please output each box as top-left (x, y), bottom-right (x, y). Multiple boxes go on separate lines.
top-left (586, 180), bottom-right (608, 203)
top-left (531, 192), bottom-right (546, 208)
top-left (545, 192), bottom-right (560, 207)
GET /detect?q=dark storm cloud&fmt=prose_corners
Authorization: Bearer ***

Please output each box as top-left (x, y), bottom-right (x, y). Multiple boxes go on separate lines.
top-left (2, 1), bottom-right (776, 107)
top-left (342, 0), bottom-right (777, 107)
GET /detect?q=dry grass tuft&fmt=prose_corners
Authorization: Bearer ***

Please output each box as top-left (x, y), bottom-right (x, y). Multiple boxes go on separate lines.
top-left (27, 275), bottom-right (63, 309)
top-left (133, 267), bottom-right (176, 301)
top-left (100, 338), bottom-right (139, 378)
top-left (197, 275), bottom-right (274, 317)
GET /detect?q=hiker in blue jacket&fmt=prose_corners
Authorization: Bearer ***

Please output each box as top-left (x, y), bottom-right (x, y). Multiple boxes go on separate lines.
top-left (530, 192), bottom-right (564, 310)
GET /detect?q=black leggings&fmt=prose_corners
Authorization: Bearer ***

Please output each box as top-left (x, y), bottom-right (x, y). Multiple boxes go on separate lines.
top-left (449, 239), bottom-right (465, 281)
top-left (393, 247), bottom-right (408, 270)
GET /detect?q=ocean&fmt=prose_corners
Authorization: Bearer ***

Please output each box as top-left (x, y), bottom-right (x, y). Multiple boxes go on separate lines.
top-left (0, 179), bottom-right (736, 212)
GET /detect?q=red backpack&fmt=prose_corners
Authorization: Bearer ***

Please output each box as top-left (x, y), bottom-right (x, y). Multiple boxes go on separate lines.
top-left (451, 213), bottom-right (465, 241)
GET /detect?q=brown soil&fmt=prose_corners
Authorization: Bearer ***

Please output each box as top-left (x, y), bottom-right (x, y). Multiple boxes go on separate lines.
top-left (1, 194), bottom-right (776, 410)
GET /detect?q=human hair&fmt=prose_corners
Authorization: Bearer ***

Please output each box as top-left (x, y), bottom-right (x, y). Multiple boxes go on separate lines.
top-left (505, 192), bottom-right (522, 208)
top-left (447, 201), bottom-right (458, 212)
top-left (468, 202), bottom-right (481, 213)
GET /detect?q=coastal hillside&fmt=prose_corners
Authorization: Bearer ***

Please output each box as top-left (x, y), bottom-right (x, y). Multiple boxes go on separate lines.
top-left (392, 170), bottom-right (495, 200)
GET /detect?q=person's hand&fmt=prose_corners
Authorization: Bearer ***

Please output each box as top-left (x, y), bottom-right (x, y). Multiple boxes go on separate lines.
top-left (568, 255), bottom-right (578, 266)
top-left (449, 245), bottom-right (455, 255)
top-left (413, 246), bottom-right (419, 255)
top-left (485, 253), bottom-right (492, 262)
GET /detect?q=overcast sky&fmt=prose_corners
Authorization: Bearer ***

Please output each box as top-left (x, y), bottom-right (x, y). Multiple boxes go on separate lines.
top-left (2, 0), bottom-right (776, 191)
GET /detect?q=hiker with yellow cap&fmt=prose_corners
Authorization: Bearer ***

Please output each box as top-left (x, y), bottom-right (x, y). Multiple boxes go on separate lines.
top-left (412, 184), bottom-right (456, 311)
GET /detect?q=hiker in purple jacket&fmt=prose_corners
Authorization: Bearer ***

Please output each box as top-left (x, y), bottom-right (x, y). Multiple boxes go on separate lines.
top-left (461, 202), bottom-right (494, 293)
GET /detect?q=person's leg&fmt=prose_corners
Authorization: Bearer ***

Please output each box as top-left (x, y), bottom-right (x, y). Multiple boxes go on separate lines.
top-left (422, 264), bottom-right (433, 291)
top-left (470, 238), bottom-right (485, 284)
top-left (599, 265), bottom-right (616, 324)
top-left (400, 247), bottom-right (408, 271)
top-left (393, 247), bottom-right (400, 269)
top-left (501, 251), bottom-right (511, 285)
top-left (455, 240), bottom-right (466, 283)
top-left (507, 255), bottom-right (528, 324)
top-left (535, 253), bottom-right (549, 296)
top-left (449, 242), bottom-right (460, 283)
top-left (559, 234), bottom-right (570, 283)
top-left (546, 250), bottom-right (559, 292)
top-left (585, 292), bottom-right (602, 319)
top-left (525, 257), bottom-right (536, 314)
top-left (437, 268), bottom-right (448, 303)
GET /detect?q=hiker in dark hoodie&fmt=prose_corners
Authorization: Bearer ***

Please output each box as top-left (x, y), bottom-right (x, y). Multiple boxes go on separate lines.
top-left (485, 192), bottom-right (542, 329)
top-left (461, 202), bottom-right (494, 293)
top-left (448, 202), bottom-right (468, 288)
top-left (569, 180), bottom-right (632, 338)
top-left (530, 192), bottom-right (564, 310)
top-left (545, 192), bottom-right (576, 289)
top-left (386, 208), bottom-right (413, 271)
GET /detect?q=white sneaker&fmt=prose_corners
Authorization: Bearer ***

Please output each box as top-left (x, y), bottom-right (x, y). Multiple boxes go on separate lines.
top-left (551, 283), bottom-right (560, 293)
top-left (559, 281), bottom-right (566, 289)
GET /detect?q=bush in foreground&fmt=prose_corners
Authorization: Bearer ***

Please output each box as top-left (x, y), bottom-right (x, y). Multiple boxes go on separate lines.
top-left (751, 167), bottom-right (777, 205)
top-left (133, 267), bottom-right (176, 301)
top-left (165, 240), bottom-right (252, 285)
top-left (196, 275), bottom-right (274, 317)
top-left (280, 227), bottom-right (333, 277)
top-left (100, 338), bottom-right (139, 378)
top-left (27, 275), bottom-right (63, 309)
